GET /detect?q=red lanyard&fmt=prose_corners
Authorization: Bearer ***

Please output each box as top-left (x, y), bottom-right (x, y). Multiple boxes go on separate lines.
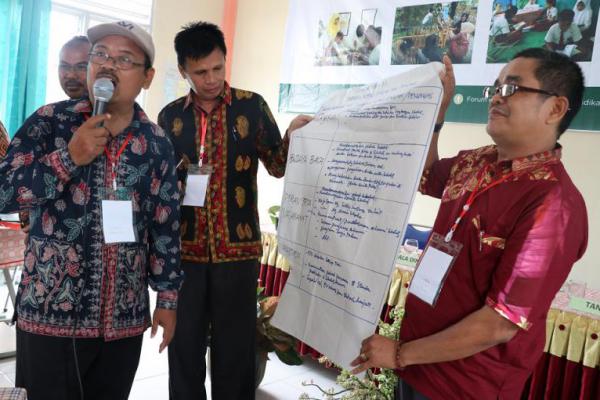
top-left (444, 164), bottom-right (518, 242)
top-left (198, 112), bottom-right (208, 167)
top-left (104, 132), bottom-right (133, 190)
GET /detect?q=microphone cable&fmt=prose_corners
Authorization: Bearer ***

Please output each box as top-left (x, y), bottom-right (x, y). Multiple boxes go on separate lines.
top-left (70, 163), bottom-right (93, 400)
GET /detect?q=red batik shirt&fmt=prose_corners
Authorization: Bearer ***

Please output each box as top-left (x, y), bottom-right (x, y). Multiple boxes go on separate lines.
top-left (399, 145), bottom-right (588, 400)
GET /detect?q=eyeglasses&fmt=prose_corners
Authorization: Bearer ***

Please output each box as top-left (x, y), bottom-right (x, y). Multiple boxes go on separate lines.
top-left (88, 51), bottom-right (145, 70)
top-left (59, 63), bottom-right (88, 74)
top-left (483, 84), bottom-right (559, 99)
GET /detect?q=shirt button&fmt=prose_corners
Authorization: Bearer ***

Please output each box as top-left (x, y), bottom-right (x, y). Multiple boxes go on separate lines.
top-left (591, 333), bottom-right (598, 340)
top-left (558, 324), bottom-right (566, 331)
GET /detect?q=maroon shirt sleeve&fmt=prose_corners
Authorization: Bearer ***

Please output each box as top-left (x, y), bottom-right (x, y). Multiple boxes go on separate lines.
top-left (485, 181), bottom-right (588, 330)
top-left (419, 153), bottom-right (462, 199)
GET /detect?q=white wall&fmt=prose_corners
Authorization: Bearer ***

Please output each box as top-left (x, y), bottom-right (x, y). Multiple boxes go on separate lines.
top-left (147, 0), bottom-right (225, 121)
top-left (230, 0), bottom-right (600, 288)
top-left (230, 0), bottom-right (293, 232)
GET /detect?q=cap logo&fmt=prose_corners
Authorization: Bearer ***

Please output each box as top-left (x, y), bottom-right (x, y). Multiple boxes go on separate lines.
top-left (117, 21), bottom-right (135, 31)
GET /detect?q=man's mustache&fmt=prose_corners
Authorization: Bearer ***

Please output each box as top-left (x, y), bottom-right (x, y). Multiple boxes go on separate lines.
top-left (64, 80), bottom-right (84, 87)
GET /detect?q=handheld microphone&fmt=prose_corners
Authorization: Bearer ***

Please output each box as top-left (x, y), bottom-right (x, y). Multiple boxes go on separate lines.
top-left (92, 78), bottom-right (114, 126)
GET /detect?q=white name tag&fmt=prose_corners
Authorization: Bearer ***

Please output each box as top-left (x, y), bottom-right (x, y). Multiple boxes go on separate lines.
top-left (183, 174), bottom-right (210, 207)
top-left (101, 200), bottom-right (136, 243)
top-left (408, 232), bottom-right (462, 306)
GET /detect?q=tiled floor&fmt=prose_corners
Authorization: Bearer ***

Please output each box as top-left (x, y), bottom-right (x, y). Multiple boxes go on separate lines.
top-left (131, 330), bottom-right (344, 399)
top-left (0, 325), bottom-right (343, 399)
top-left (0, 271), bottom-right (343, 399)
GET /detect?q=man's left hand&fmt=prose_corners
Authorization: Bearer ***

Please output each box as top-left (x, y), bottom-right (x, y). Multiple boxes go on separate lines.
top-left (287, 114), bottom-right (313, 134)
top-left (437, 55), bottom-right (456, 124)
top-left (151, 308), bottom-right (177, 353)
top-left (350, 334), bottom-right (399, 374)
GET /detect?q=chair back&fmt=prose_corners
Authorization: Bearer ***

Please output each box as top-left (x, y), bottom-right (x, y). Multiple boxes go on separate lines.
top-left (402, 224), bottom-right (432, 250)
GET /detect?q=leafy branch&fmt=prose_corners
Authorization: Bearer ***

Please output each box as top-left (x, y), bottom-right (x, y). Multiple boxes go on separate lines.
top-left (299, 306), bottom-right (404, 399)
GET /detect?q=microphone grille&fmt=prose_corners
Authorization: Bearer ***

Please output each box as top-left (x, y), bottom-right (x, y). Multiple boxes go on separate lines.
top-left (93, 78), bottom-right (114, 102)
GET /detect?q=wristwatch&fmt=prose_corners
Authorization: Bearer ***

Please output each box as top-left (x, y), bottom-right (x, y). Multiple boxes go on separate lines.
top-left (434, 121), bottom-right (444, 133)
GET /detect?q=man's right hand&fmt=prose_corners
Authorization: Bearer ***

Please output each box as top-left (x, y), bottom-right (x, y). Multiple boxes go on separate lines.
top-left (67, 114), bottom-right (111, 166)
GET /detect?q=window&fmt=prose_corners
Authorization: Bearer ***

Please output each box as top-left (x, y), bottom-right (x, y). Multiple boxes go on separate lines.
top-left (45, 0), bottom-right (153, 104)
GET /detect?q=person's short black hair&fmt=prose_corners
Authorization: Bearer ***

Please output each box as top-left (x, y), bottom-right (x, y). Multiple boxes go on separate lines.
top-left (558, 9), bottom-right (575, 22)
top-left (400, 38), bottom-right (414, 52)
top-left (62, 35), bottom-right (90, 50)
top-left (356, 24), bottom-right (365, 37)
top-left (143, 54), bottom-right (152, 71)
top-left (425, 34), bottom-right (438, 47)
top-left (335, 31), bottom-right (344, 39)
top-left (174, 21), bottom-right (227, 67)
top-left (513, 47), bottom-right (584, 136)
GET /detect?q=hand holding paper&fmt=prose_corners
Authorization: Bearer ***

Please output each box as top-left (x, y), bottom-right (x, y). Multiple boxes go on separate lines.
top-left (437, 55), bottom-right (456, 124)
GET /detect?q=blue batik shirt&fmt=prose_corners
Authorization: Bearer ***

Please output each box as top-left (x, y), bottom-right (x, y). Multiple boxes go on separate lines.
top-left (0, 98), bottom-right (183, 340)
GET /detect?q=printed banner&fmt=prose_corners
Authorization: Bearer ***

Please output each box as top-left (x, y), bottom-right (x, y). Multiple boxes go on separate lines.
top-left (279, 0), bottom-right (600, 131)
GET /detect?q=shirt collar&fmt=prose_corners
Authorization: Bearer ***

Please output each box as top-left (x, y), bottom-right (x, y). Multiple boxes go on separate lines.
top-left (486, 144), bottom-right (562, 173)
top-left (71, 98), bottom-right (93, 114)
top-left (70, 98), bottom-right (146, 132)
top-left (183, 81), bottom-right (232, 111)
top-left (509, 144), bottom-right (562, 172)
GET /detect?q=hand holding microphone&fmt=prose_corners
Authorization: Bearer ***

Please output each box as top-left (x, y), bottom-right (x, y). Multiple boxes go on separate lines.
top-left (68, 78), bottom-right (115, 166)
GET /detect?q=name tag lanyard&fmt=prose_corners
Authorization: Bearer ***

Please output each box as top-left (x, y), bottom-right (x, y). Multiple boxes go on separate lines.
top-left (101, 132), bottom-right (137, 243)
top-left (104, 132), bottom-right (133, 191)
top-left (181, 111), bottom-right (212, 208)
top-left (198, 111), bottom-right (208, 167)
top-left (190, 110), bottom-right (213, 175)
top-left (444, 165), bottom-right (518, 243)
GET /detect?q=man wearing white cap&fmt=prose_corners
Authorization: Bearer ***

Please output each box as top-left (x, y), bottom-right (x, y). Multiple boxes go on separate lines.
top-left (0, 20), bottom-right (183, 400)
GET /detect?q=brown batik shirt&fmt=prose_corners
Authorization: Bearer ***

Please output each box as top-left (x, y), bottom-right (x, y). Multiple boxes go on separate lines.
top-left (158, 82), bottom-right (289, 263)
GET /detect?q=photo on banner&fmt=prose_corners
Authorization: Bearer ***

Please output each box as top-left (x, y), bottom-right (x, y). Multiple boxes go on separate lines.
top-left (487, 0), bottom-right (599, 63)
top-left (391, 0), bottom-right (479, 65)
top-left (315, 8), bottom-right (383, 66)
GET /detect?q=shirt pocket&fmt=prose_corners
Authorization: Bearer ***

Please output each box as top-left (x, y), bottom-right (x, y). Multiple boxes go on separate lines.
top-left (472, 214), bottom-right (506, 252)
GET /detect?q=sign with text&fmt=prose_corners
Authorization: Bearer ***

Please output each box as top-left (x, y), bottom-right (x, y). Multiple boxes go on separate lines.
top-left (271, 63), bottom-right (443, 368)
top-left (569, 297), bottom-right (600, 318)
top-left (279, 0), bottom-right (600, 131)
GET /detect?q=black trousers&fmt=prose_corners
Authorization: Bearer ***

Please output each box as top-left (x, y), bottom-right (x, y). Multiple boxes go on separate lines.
top-left (396, 379), bottom-right (431, 400)
top-left (16, 328), bottom-right (142, 400)
top-left (169, 260), bottom-right (257, 400)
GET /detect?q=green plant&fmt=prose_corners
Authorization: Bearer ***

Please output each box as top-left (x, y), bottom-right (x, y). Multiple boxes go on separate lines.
top-left (300, 305), bottom-right (405, 399)
top-left (268, 205), bottom-right (280, 227)
top-left (256, 287), bottom-right (303, 365)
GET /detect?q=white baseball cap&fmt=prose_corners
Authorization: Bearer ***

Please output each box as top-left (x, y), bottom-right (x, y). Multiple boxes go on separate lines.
top-left (88, 20), bottom-right (155, 66)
